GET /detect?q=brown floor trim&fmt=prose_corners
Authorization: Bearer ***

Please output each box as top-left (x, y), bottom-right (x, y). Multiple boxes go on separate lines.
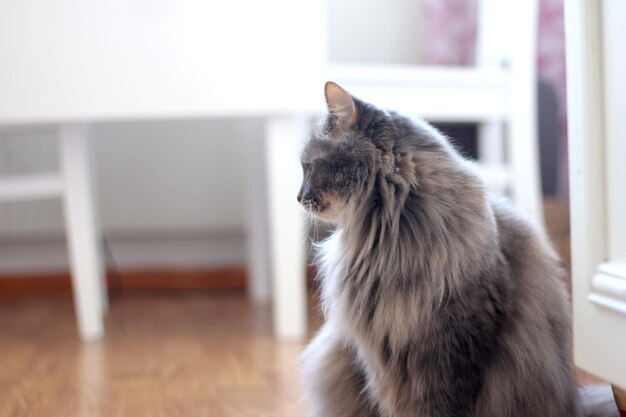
top-left (0, 266), bottom-right (247, 298)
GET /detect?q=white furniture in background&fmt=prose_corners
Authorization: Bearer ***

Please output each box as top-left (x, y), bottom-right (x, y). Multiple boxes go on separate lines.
top-left (565, 0), bottom-right (626, 388)
top-left (0, 0), bottom-right (326, 340)
top-left (329, 0), bottom-right (543, 222)
top-left (0, 0), bottom-right (545, 342)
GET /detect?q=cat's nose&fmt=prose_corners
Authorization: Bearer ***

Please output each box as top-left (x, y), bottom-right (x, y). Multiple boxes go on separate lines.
top-left (297, 186), bottom-right (317, 207)
top-left (297, 184), bottom-right (310, 204)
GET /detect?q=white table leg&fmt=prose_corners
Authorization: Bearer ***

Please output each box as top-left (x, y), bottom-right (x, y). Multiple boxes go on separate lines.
top-left (59, 124), bottom-right (106, 341)
top-left (245, 130), bottom-right (271, 303)
top-left (265, 116), bottom-right (308, 339)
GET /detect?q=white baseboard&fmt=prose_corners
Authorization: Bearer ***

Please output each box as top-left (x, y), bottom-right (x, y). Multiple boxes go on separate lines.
top-left (0, 231), bottom-right (246, 274)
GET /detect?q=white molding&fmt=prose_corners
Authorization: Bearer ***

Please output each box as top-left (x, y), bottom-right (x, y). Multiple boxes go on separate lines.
top-left (0, 233), bottom-right (247, 274)
top-left (0, 173), bottom-right (63, 201)
top-left (596, 262), bottom-right (626, 284)
top-left (588, 294), bottom-right (626, 317)
top-left (590, 262), bottom-right (626, 316)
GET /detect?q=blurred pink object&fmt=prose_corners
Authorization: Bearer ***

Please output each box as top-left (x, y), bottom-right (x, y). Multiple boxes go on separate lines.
top-left (420, 0), bottom-right (478, 66)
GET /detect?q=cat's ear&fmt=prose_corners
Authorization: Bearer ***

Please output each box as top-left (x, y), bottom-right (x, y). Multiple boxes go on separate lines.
top-left (325, 81), bottom-right (357, 130)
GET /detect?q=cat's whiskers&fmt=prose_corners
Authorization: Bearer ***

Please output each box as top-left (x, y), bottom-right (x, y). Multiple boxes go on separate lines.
top-left (302, 210), bottom-right (313, 248)
top-left (306, 211), bottom-right (315, 255)
top-left (314, 216), bottom-right (320, 243)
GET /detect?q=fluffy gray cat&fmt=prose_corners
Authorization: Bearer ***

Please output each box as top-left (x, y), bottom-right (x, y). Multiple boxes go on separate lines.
top-left (299, 82), bottom-right (617, 417)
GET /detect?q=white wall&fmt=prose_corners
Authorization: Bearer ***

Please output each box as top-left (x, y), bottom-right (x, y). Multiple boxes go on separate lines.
top-left (0, 131), bottom-right (63, 237)
top-left (94, 119), bottom-right (254, 234)
top-left (0, 120), bottom-right (260, 272)
top-left (0, 119), bottom-right (258, 237)
top-left (329, 0), bottom-right (422, 65)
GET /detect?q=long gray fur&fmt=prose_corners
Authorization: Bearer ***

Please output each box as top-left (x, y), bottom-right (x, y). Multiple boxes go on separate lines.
top-left (299, 82), bottom-right (618, 417)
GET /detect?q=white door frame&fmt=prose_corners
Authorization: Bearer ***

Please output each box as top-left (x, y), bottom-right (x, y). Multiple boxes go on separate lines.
top-left (566, 0), bottom-right (626, 387)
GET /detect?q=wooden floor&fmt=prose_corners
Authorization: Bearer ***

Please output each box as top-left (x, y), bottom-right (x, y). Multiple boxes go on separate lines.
top-left (0, 288), bottom-right (607, 417)
top-left (0, 292), bottom-right (308, 417)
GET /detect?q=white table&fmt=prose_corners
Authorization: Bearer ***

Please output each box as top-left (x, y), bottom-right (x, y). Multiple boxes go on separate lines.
top-left (0, 0), bottom-right (327, 340)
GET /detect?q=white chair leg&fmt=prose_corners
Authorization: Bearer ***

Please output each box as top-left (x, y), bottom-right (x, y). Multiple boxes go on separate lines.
top-left (245, 129), bottom-right (271, 303)
top-left (265, 116), bottom-right (308, 339)
top-left (59, 124), bottom-right (106, 341)
top-left (508, 0), bottom-right (543, 224)
top-left (478, 121), bottom-right (504, 166)
top-left (478, 120), bottom-right (507, 196)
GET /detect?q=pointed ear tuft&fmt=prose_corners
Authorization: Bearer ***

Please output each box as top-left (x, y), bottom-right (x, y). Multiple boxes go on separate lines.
top-left (324, 81), bottom-right (357, 129)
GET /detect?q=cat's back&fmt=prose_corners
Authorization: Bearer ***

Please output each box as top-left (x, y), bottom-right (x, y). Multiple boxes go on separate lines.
top-left (490, 198), bottom-right (569, 326)
top-left (475, 199), bottom-right (578, 417)
top-left (491, 198), bottom-right (565, 299)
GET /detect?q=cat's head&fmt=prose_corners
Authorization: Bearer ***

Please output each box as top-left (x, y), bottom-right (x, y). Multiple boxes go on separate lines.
top-left (297, 82), bottom-right (384, 222)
